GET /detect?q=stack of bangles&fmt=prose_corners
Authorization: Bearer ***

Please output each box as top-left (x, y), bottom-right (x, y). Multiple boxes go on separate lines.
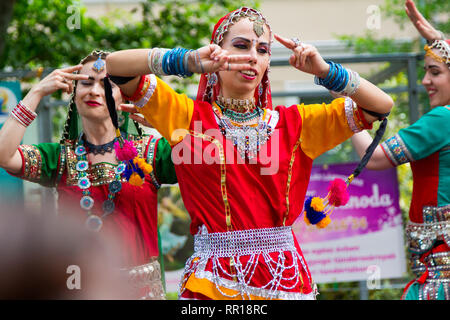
top-left (147, 47), bottom-right (206, 77)
top-left (315, 61), bottom-right (360, 97)
top-left (147, 47), bottom-right (195, 78)
top-left (11, 101), bottom-right (37, 127)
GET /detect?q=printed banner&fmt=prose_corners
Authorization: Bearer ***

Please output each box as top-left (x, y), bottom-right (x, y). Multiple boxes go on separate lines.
top-left (293, 162), bottom-right (406, 284)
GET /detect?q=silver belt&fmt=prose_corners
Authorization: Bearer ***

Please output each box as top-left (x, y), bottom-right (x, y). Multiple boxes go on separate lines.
top-left (193, 226), bottom-right (297, 258)
top-left (121, 258), bottom-right (165, 300)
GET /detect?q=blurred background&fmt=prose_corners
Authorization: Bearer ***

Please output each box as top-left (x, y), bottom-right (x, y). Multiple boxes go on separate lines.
top-left (0, 0), bottom-right (448, 300)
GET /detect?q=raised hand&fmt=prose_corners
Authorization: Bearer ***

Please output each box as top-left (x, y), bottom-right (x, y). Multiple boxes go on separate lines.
top-left (274, 34), bottom-right (329, 78)
top-left (34, 65), bottom-right (89, 97)
top-left (190, 44), bottom-right (255, 74)
top-left (405, 0), bottom-right (443, 41)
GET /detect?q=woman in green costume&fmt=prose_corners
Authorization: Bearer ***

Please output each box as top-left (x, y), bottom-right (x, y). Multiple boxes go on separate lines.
top-left (0, 50), bottom-right (177, 299)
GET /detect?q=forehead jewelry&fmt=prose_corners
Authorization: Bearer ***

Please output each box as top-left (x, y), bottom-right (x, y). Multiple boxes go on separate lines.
top-left (92, 56), bottom-right (105, 73)
top-left (249, 15), bottom-right (265, 37)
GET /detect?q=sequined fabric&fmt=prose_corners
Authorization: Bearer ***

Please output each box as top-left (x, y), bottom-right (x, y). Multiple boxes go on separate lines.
top-left (180, 225), bottom-right (316, 300)
top-left (406, 205), bottom-right (450, 254)
top-left (405, 205), bottom-right (450, 300)
top-left (122, 258), bottom-right (166, 300)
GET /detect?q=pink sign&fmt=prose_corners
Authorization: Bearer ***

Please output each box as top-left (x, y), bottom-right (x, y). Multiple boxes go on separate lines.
top-left (293, 163), bottom-right (407, 284)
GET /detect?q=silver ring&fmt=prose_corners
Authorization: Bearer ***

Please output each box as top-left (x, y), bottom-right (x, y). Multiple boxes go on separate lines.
top-left (291, 37), bottom-right (301, 48)
top-left (227, 62), bottom-right (231, 71)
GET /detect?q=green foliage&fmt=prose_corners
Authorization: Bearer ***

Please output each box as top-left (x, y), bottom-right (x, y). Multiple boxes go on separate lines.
top-left (2, 0), bottom-right (259, 69)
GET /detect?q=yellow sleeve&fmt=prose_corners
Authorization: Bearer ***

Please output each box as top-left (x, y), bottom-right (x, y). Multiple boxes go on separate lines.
top-left (298, 97), bottom-right (362, 159)
top-left (126, 74), bottom-right (194, 145)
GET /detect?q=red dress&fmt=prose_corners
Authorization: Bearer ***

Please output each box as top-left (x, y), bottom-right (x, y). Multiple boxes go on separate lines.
top-left (127, 75), bottom-right (369, 300)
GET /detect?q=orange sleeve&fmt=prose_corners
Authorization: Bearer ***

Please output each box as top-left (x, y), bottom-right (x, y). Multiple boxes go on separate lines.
top-left (125, 75), bottom-right (194, 145)
top-left (298, 97), bottom-right (363, 159)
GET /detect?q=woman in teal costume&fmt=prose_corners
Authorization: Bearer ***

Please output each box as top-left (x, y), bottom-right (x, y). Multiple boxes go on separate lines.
top-left (351, 0), bottom-right (450, 300)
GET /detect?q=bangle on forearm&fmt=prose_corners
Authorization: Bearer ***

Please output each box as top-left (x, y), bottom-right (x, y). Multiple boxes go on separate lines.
top-left (315, 61), bottom-right (361, 96)
top-left (148, 48), bottom-right (170, 76)
top-left (11, 101), bottom-right (37, 127)
top-left (161, 48), bottom-right (194, 78)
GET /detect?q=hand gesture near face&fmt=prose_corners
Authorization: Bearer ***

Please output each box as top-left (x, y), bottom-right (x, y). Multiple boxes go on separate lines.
top-left (34, 65), bottom-right (89, 97)
top-left (274, 34), bottom-right (330, 78)
top-left (191, 44), bottom-right (256, 74)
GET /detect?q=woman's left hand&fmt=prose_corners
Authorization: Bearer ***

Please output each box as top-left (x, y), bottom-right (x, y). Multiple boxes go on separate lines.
top-left (274, 34), bottom-right (330, 78)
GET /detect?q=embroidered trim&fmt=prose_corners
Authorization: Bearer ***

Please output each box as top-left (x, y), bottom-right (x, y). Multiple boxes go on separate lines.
top-left (380, 134), bottom-right (413, 166)
top-left (146, 137), bottom-right (161, 189)
top-left (134, 74), bottom-right (157, 109)
top-left (18, 145), bottom-right (42, 182)
top-left (284, 137), bottom-right (302, 225)
top-left (64, 135), bottom-right (149, 187)
top-left (344, 97), bottom-right (361, 133)
top-left (187, 131), bottom-right (231, 230)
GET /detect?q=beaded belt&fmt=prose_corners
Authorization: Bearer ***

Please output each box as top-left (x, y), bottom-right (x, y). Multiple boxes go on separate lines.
top-left (193, 225), bottom-right (297, 258)
top-left (121, 258), bottom-right (165, 300)
top-left (406, 205), bottom-right (450, 254)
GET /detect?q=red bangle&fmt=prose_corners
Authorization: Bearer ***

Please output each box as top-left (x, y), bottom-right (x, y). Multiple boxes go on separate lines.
top-left (122, 75), bottom-right (147, 102)
top-left (357, 106), bottom-right (373, 130)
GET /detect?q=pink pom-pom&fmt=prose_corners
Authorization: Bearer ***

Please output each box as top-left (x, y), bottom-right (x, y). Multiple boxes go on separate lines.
top-left (114, 140), bottom-right (138, 161)
top-left (327, 178), bottom-right (349, 207)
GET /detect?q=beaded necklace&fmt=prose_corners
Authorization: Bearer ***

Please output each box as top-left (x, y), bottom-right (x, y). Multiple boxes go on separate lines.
top-left (75, 134), bottom-right (126, 232)
top-left (216, 101), bottom-right (262, 125)
top-left (212, 103), bottom-right (279, 159)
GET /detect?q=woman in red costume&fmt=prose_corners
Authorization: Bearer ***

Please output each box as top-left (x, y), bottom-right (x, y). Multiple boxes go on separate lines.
top-left (0, 51), bottom-right (177, 299)
top-left (106, 7), bottom-right (393, 300)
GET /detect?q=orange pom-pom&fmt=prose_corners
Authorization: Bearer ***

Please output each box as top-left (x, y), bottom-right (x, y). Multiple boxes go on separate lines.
top-left (316, 216), bottom-right (331, 229)
top-left (129, 172), bottom-right (144, 186)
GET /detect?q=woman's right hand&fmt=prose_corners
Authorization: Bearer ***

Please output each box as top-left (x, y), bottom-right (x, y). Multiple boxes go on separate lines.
top-left (32, 65), bottom-right (89, 98)
top-left (405, 0), bottom-right (444, 41)
top-left (190, 44), bottom-right (254, 74)
top-left (118, 104), bottom-right (153, 128)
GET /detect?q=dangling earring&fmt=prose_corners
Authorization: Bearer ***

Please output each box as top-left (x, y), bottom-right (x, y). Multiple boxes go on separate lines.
top-left (208, 72), bottom-right (218, 86)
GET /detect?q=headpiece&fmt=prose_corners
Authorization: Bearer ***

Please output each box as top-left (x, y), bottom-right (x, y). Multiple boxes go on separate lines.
top-left (196, 7), bottom-right (273, 109)
top-left (424, 39), bottom-right (450, 69)
top-left (60, 50), bottom-right (147, 186)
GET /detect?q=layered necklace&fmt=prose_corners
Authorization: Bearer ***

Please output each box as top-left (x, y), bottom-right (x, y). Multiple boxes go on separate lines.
top-left (75, 133), bottom-right (125, 232)
top-left (213, 96), bottom-right (279, 160)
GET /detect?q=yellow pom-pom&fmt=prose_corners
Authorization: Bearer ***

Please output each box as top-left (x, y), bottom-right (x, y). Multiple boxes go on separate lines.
top-left (133, 157), bottom-right (153, 175)
top-left (316, 215), bottom-right (331, 229)
top-left (129, 172), bottom-right (144, 186)
top-left (303, 212), bottom-right (311, 225)
top-left (311, 197), bottom-right (325, 212)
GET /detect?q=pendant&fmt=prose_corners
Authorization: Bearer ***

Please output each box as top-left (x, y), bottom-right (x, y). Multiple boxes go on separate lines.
top-left (76, 160), bottom-right (89, 171)
top-left (75, 146), bottom-right (87, 156)
top-left (80, 195), bottom-right (94, 210)
top-left (108, 180), bottom-right (122, 194)
top-left (78, 177), bottom-right (91, 189)
top-left (92, 56), bottom-right (105, 73)
top-left (85, 215), bottom-right (103, 232)
top-left (102, 199), bottom-right (115, 216)
top-left (116, 163), bottom-right (126, 174)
